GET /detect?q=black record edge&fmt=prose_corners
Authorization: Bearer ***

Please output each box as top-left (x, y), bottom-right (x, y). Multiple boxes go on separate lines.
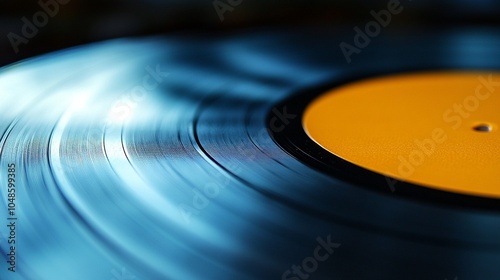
top-left (268, 69), bottom-right (500, 213)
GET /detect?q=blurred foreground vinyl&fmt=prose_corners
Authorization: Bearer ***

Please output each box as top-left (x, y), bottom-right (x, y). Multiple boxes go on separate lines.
top-left (1, 1), bottom-right (500, 280)
top-left (0, 26), bottom-right (499, 279)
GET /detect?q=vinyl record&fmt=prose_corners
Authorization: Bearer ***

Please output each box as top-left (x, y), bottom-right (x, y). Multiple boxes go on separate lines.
top-left (1, 27), bottom-right (500, 280)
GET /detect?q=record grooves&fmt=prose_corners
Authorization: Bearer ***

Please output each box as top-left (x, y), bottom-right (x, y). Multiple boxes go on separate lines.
top-left (1, 28), bottom-right (500, 280)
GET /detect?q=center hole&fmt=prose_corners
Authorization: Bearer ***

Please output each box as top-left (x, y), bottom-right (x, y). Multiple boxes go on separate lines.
top-left (473, 124), bottom-right (492, 132)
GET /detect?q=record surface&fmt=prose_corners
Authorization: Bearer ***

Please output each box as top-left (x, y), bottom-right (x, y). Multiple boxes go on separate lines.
top-left (0, 27), bottom-right (500, 279)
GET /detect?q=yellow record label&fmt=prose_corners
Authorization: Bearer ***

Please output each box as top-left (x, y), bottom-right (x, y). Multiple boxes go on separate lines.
top-left (303, 72), bottom-right (500, 198)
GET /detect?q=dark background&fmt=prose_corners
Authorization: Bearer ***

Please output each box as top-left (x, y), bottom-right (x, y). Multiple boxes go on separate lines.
top-left (1, 0), bottom-right (500, 67)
